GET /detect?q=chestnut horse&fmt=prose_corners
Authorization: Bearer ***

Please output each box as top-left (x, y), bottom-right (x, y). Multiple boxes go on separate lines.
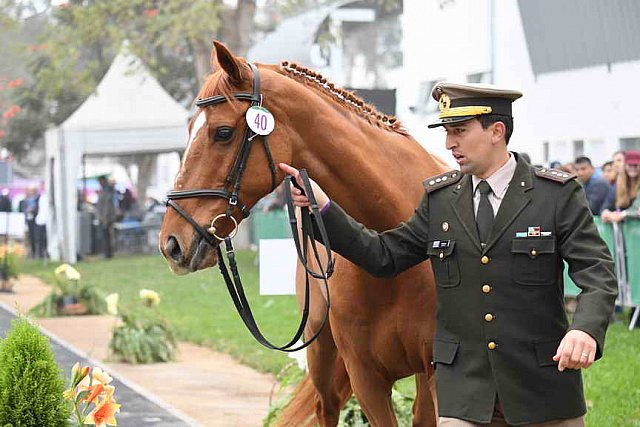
top-left (159, 41), bottom-right (448, 426)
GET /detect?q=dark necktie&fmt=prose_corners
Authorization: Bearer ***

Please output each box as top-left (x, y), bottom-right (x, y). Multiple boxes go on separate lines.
top-left (476, 180), bottom-right (494, 245)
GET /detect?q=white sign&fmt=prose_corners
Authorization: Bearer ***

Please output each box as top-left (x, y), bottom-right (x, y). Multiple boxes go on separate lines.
top-left (246, 106), bottom-right (275, 136)
top-left (259, 239), bottom-right (297, 295)
top-left (0, 212), bottom-right (26, 238)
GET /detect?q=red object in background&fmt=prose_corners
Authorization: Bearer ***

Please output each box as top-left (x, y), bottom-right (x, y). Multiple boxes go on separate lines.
top-left (2, 105), bottom-right (21, 119)
top-left (0, 129), bottom-right (5, 139)
top-left (7, 79), bottom-right (24, 88)
top-left (145, 8), bottom-right (159, 17)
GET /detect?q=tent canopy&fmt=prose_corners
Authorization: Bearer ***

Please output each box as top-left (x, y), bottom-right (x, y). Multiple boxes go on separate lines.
top-left (45, 45), bottom-right (190, 262)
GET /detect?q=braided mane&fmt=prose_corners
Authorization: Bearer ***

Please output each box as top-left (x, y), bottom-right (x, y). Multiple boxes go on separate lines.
top-left (280, 62), bottom-right (408, 136)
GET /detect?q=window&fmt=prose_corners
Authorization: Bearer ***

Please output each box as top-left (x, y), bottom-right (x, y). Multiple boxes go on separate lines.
top-left (467, 71), bottom-right (492, 84)
top-left (620, 137), bottom-right (640, 152)
top-left (573, 140), bottom-right (584, 158)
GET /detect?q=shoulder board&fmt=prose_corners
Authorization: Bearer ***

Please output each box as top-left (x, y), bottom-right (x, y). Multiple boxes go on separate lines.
top-left (423, 170), bottom-right (463, 193)
top-left (534, 167), bottom-right (576, 184)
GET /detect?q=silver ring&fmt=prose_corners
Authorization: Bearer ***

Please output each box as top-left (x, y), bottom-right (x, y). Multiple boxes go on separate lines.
top-left (580, 352), bottom-right (589, 359)
top-left (207, 214), bottom-right (238, 241)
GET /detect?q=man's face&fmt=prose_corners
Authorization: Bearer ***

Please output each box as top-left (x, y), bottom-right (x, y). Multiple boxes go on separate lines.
top-left (574, 162), bottom-right (594, 184)
top-left (444, 119), bottom-right (494, 176)
top-left (613, 152), bottom-right (625, 173)
top-left (602, 164), bottom-right (616, 183)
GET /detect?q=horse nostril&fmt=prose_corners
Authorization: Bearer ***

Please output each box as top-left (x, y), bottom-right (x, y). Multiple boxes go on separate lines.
top-left (165, 236), bottom-right (183, 262)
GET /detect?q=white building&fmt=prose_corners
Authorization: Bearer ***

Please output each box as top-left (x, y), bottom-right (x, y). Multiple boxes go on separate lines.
top-left (398, 0), bottom-right (640, 167)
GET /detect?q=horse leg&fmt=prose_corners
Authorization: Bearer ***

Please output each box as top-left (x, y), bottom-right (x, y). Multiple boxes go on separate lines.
top-left (306, 326), bottom-right (343, 426)
top-left (412, 371), bottom-right (437, 427)
top-left (347, 363), bottom-right (397, 427)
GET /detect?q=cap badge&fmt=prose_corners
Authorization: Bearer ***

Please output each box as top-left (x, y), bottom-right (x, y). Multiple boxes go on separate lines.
top-left (442, 221), bottom-right (449, 232)
top-left (438, 93), bottom-right (451, 113)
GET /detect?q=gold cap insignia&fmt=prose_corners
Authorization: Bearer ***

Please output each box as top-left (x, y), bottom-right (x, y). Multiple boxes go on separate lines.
top-left (438, 93), bottom-right (451, 112)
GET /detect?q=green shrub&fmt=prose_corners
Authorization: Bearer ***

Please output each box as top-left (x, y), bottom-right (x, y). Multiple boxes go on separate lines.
top-left (0, 318), bottom-right (70, 426)
top-left (109, 308), bottom-right (177, 364)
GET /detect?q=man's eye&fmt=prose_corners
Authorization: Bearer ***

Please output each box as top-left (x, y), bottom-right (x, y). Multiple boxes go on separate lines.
top-left (215, 127), bottom-right (234, 141)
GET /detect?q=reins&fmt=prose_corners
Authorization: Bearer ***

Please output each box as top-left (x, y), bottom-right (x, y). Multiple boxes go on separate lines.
top-left (166, 64), bottom-right (334, 352)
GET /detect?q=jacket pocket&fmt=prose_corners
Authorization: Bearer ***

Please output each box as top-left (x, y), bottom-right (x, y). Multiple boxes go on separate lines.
top-left (427, 240), bottom-right (460, 288)
top-left (511, 237), bottom-right (557, 285)
top-left (533, 338), bottom-right (560, 367)
top-left (433, 339), bottom-right (460, 365)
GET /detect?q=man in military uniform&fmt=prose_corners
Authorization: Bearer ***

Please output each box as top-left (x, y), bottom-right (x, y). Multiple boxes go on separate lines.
top-left (279, 82), bottom-right (617, 426)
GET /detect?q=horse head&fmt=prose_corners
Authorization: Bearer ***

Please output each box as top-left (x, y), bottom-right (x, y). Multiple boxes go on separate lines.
top-left (159, 41), bottom-right (294, 274)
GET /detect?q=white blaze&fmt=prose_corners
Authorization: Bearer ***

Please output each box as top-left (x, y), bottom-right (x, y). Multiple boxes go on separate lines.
top-left (183, 111), bottom-right (207, 164)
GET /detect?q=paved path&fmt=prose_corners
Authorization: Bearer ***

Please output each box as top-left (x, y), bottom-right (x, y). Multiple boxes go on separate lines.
top-left (0, 276), bottom-right (276, 426)
top-left (0, 304), bottom-right (193, 427)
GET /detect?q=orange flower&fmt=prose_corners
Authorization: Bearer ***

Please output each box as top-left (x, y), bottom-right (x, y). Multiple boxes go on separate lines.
top-left (81, 383), bottom-right (104, 404)
top-left (144, 8), bottom-right (158, 17)
top-left (85, 396), bottom-right (120, 427)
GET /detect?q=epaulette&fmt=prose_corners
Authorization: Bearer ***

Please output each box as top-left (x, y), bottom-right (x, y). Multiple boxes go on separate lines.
top-left (534, 167), bottom-right (576, 184)
top-left (423, 170), bottom-right (463, 193)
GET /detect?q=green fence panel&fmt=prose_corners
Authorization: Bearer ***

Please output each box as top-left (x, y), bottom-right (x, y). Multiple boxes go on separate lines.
top-left (563, 217), bottom-right (615, 296)
top-left (251, 210), bottom-right (291, 244)
top-left (622, 220), bottom-right (640, 305)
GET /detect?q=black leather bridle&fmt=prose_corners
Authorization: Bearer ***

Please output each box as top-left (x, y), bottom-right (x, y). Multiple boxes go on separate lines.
top-left (165, 63), bottom-right (334, 352)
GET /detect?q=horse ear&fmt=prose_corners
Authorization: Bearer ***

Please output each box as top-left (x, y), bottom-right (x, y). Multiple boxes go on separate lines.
top-left (212, 40), bottom-right (246, 84)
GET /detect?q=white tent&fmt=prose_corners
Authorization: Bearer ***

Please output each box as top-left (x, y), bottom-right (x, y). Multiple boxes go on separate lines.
top-left (45, 47), bottom-right (190, 263)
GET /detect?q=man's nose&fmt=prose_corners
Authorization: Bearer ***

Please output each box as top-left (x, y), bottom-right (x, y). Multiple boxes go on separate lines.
top-left (445, 136), bottom-right (456, 150)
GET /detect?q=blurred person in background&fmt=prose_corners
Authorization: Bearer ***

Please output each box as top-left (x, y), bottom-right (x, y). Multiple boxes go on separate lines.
top-left (574, 156), bottom-right (610, 215)
top-left (560, 162), bottom-right (576, 175)
top-left (601, 150), bottom-right (640, 223)
top-left (612, 150), bottom-right (626, 175)
top-left (601, 161), bottom-right (617, 186)
top-left (19, 184), bottom-right (41, 258)
top-left (96, 175), bottom-right (118, 258)
top-left (34, 190), bottom-right (49, 259)
top-left (0, 189), bottom-right (11, 212)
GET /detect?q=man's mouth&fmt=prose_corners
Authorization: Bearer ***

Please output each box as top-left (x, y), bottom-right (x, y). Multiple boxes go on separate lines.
top-left (452, 152), bottom-right (466, 164)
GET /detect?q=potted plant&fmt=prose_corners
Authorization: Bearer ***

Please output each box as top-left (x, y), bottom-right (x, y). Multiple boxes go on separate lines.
top-left (30, 264), bottom-right (106, 317)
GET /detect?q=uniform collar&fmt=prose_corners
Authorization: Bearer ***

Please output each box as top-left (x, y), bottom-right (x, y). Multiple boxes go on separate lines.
top-left (472, 152), bottom-right (517, 197)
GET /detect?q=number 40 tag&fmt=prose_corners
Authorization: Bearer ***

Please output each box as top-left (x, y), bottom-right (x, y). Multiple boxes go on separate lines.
top-left (246, 106), bottom-right (275, 136)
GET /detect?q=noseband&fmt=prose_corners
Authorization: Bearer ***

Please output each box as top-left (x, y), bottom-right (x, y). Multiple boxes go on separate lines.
top-left (165, 63), bottom-right (333, 352)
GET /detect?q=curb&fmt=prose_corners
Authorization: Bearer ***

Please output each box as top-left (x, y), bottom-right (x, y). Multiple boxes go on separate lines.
top-left (0, 300), bottom-right (203, 427)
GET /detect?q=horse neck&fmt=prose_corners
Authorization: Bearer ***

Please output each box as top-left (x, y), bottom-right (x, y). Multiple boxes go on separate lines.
top-left (269, 79), bottom-right (448, 230)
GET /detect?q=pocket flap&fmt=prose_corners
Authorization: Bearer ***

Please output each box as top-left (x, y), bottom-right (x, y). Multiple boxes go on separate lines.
top-left (433, 339), bottom-right (460, 365)
top-left (533, 339), bottom-right (560, 367)
top-left (511, 237), bottom-right (556, 255)
top-left (427, 240), bottom-right (456, 259)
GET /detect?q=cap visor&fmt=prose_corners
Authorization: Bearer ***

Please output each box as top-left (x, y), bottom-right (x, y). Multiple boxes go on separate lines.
top-left (428, 115), bottom-right (477, 128)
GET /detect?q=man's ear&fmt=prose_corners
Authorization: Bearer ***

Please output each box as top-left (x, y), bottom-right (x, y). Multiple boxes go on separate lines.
top-left (492, 121), bottom-right (507, 144)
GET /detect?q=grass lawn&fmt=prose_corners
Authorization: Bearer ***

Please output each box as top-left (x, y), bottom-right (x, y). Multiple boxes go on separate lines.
top-left (21, 254), bottom-right (640, 424)
top-left (20, 252), bottom-right (298, 375)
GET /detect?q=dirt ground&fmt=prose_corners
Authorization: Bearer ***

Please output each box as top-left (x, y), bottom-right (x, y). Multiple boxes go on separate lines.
top-left (0, 275), bottom-right (276, 427)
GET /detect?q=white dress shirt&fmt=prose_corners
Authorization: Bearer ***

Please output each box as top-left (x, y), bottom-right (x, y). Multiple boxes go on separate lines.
top-left (472, 153), bottom-right (518, 218)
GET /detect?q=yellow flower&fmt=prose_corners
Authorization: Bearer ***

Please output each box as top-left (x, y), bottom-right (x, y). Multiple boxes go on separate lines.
top-left (139, 289), bottom-right (160, 306)
top-left (105, 293), bottom-right (119, 315)
top-left (63, 388), bottom-right (74, 401)
top-left (85, 396), bottom-right (120, 427)
top-left (54, 263), bottom-right (81, 282)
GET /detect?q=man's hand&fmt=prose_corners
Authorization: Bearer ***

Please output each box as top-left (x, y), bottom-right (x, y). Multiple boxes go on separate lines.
top-left (552, 329), bottom-right (597, 371)
top-left (278, 163), bottom-right (330, 211)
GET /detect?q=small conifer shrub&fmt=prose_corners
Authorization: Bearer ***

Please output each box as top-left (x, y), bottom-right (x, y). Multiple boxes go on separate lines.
top-left (0, 318), bottom-right (70, 426)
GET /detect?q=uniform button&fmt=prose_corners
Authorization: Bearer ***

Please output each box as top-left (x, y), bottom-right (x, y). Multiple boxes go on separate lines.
top-left (482, 284), bottom-right (492, 293)
top-left (481, 256), bottom-right (490, 264)
top-left (485, 313), bottom-right (494, 322)
top-left (488, 341), bottom-right (497, 350)
top-left (530, 248), bottom-right (537, 257)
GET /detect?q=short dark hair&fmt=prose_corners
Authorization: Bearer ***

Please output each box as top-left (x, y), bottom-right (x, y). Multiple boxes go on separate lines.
top-left (477, 114), bottom-right (514, 144)
top-left (575, 156), bottom-right (592, 166)
top-left (602, 161), bottom-right (613, 169)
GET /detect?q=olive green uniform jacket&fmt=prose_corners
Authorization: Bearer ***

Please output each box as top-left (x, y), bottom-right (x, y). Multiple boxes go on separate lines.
top-left (319, 154), bottom-right (617, 425)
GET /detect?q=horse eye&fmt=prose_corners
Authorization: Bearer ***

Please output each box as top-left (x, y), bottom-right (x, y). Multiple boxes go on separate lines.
top-left (214, 126), bottom-right (234, 142)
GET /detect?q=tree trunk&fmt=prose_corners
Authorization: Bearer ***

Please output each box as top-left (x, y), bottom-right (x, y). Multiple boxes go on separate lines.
top-left (221, 0), bottom-right (256, 57)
